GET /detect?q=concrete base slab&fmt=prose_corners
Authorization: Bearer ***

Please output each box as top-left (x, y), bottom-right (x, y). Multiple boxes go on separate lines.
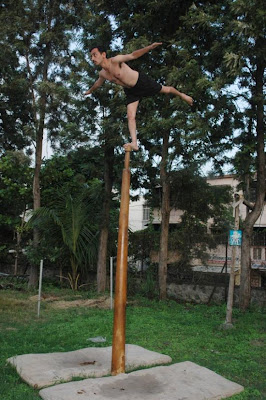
top-left (39, 362), bottom-right (244, 400)
top-left (7, 344), bottom-right (172, 389)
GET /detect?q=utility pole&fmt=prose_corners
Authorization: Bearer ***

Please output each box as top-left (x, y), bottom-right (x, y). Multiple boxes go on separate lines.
top-left (223, 194), bottom-right (242, 328)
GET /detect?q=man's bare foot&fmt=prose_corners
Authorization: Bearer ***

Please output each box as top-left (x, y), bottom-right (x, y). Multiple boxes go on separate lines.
top-left (123, 142), bottom-right (139, 151)
top-left (179, 93), bottom-right (193, 106)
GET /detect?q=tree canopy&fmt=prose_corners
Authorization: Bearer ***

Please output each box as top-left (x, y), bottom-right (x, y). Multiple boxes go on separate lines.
top-left (0, 0), bottom-right (264, 306)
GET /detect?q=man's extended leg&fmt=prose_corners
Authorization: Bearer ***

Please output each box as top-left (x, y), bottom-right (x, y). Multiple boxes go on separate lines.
top-left (124, 100), bottom-right (139, 151)
top-left (160, 85), bottom-right (193, 106)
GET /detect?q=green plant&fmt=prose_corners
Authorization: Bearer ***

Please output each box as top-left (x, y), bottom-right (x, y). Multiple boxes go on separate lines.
top-left (27, 191), bottom-right (98, 290)
top-left (139, 266), bottom-right (158, 298)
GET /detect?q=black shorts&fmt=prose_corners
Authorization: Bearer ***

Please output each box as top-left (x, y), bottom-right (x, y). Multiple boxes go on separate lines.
top-left (124, 72), bottom-right (162, 105)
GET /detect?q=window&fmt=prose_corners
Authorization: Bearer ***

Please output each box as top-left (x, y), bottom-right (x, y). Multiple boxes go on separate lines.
top-left (252, 229), bottom-right (266, 246)
top-left (143, 206), bottom-right (150, 222)
top-left (253, 247), bottom-right (262, 260)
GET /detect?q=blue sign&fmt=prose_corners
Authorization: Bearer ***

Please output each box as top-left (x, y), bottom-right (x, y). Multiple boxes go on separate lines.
top-left (229, 230), bottom-right (242, 246)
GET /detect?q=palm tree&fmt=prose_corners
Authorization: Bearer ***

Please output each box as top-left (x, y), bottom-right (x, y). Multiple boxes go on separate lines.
top-left (28, 190), bottom-right (98, 290)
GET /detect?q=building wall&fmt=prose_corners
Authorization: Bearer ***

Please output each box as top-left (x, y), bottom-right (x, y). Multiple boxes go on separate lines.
top-left (128, 175), bottom-right (266, 230)
top-left (207, 175), bottom-right (266, 226)
top-left (128, 196), bottom-right (150, 232)
top-left (152, 208), bottom-right (183, 225)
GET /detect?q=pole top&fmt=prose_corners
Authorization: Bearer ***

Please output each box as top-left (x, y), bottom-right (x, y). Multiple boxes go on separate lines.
top-left (123, 144), bottom-right (132, 152)
top-left (123, 146), bottom-right (131, 169)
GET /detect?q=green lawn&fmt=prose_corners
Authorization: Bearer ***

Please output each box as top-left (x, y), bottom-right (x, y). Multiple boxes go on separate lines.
top-left (0, 288), bottom-right (265, 399)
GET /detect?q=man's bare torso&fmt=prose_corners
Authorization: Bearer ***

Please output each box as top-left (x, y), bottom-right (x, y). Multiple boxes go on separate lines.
top-left (99, 59), bottom-right (139, 88)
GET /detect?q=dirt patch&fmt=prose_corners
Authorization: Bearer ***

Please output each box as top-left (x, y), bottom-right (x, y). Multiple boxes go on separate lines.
top-left (100, 374), bottom-right (164, 398)
top-left (50, 296), bottom-right (111, 310)
top-left (0, 297), bottom-right (28, 308)
top-left (79, 361), bottom-right (96, 366)
top-left (7, 294), bottom-right (111, 310)
top-left (29, 295), bottom-right (61, 302)
top-left (250, 338), bottom-right (265, 347)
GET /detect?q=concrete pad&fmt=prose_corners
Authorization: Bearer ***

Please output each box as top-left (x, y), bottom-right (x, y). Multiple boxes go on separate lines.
top-left (39, 362), bottom-right (244, 400)
top-left (7, 344), bottom-right (172, 388)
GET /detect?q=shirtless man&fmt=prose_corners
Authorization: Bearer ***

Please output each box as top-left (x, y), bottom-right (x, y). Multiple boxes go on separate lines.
top-left (84, 42), bottom-right (193, 150)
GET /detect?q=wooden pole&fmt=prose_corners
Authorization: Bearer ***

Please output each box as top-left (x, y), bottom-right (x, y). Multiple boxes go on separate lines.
top-left (111, 148), bottom-right (131, 375)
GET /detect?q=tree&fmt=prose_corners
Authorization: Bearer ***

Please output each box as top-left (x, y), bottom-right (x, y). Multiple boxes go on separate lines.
top-left (0, 17), bottom-right (32, 154)
top-left (224, 0), bottom-right (265, 310)
top-left (148, 167), bottom-right (233, 267)
top-left (0, 151), bottom-right (32, 270)
top-left (0, 0), bottom-right (99, 287)
top-left (40, 149), bottom-right (120, 288)
top-left (96, 143), bottom-right (114, 292)
top-left (94, 102), bottom-right (127, 293)
top-left (170, 0), bottom-right (265, 309)
top-left (76, 9), bottom-right (130, 293)
top-left (28, 190), bottom-right (98, 290)
top-left (64, 0), bottom-right (241, 299)
top-left (106, 3), bottom-right (237, 299)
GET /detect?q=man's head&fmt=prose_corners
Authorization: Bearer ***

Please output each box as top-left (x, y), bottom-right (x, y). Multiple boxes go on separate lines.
top-left (90, 46), bottom-right (107, 66)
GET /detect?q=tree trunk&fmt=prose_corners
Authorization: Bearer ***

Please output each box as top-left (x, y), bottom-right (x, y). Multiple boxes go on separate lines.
top-left (97, 227), bottom-right (109, 292)
top-left (28, 41), bottom-right (50, 288)
top-left (239, 54), bottom-right (265, 310)
top-left (28, 130), bottom-right (43, 288)
top-left (240, 227), bottom-right (252, 309)
top-left (158, 131), bottom-right (170, 300)
top-left (97, 145), bottom-right (114, 292)
top-left (69, 257), bottom-right (79, 290)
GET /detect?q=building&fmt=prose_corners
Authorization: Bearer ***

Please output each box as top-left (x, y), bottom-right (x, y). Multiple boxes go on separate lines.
top-left (129, 196), bottom-right (150, 232)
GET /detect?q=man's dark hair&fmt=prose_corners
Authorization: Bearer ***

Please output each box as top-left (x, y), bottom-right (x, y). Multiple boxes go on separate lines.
top-left (89, 45), bottom-right (106, 54)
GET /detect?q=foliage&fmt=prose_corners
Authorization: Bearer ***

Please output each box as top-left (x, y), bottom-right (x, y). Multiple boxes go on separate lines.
top-left (129, 225), bottom-right (160, 260)
top-left (138, 266), bottom-right (158, 298)
top-left (139, 168), bottom-right (233, 266)
top-left (90, 0), bottom-right (242, 299)
top-left (0, 0), bottom-right (101, 147)
top-left (0, 23), bottom-right (32, 154)
top-left (1, 0), bottom-right (264, 302)
top-left (0, 151), bottom-right (32, 225)
top-left (27, 190), bottom-right (99, 290)
top-left (0, 151), bottom-right (33, 263)
top-left (0, 289), bottom-right (265, 399)
top-left (40, 151), bottom-right (120, 259)
top-left (184, 0), bottom-right (266, 309)
top-left (0, 0), bottom-right (108, 286)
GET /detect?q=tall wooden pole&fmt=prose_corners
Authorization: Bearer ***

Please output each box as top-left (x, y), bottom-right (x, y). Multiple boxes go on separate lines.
top-left (111, 148), bottom-right (131, 375)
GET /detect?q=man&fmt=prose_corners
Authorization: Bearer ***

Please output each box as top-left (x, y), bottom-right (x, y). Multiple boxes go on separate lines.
top-left (84, 42), bottom-right (193, 151)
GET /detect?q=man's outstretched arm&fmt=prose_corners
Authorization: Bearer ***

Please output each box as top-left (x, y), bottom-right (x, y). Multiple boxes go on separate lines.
top-left (84, 76), bottom-right (105, 95)
top-left (113, 42), bottom-right (162, 63)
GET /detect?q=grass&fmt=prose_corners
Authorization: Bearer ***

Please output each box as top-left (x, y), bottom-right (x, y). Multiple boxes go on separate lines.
top-left (0, 287), bottom-right (265, 399)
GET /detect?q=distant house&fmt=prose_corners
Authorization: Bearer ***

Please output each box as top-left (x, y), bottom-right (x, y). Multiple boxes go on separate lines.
top-left (128, 197), bottom-right (150, 232)
top-left (128, 175), bottom-right (266, 287)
